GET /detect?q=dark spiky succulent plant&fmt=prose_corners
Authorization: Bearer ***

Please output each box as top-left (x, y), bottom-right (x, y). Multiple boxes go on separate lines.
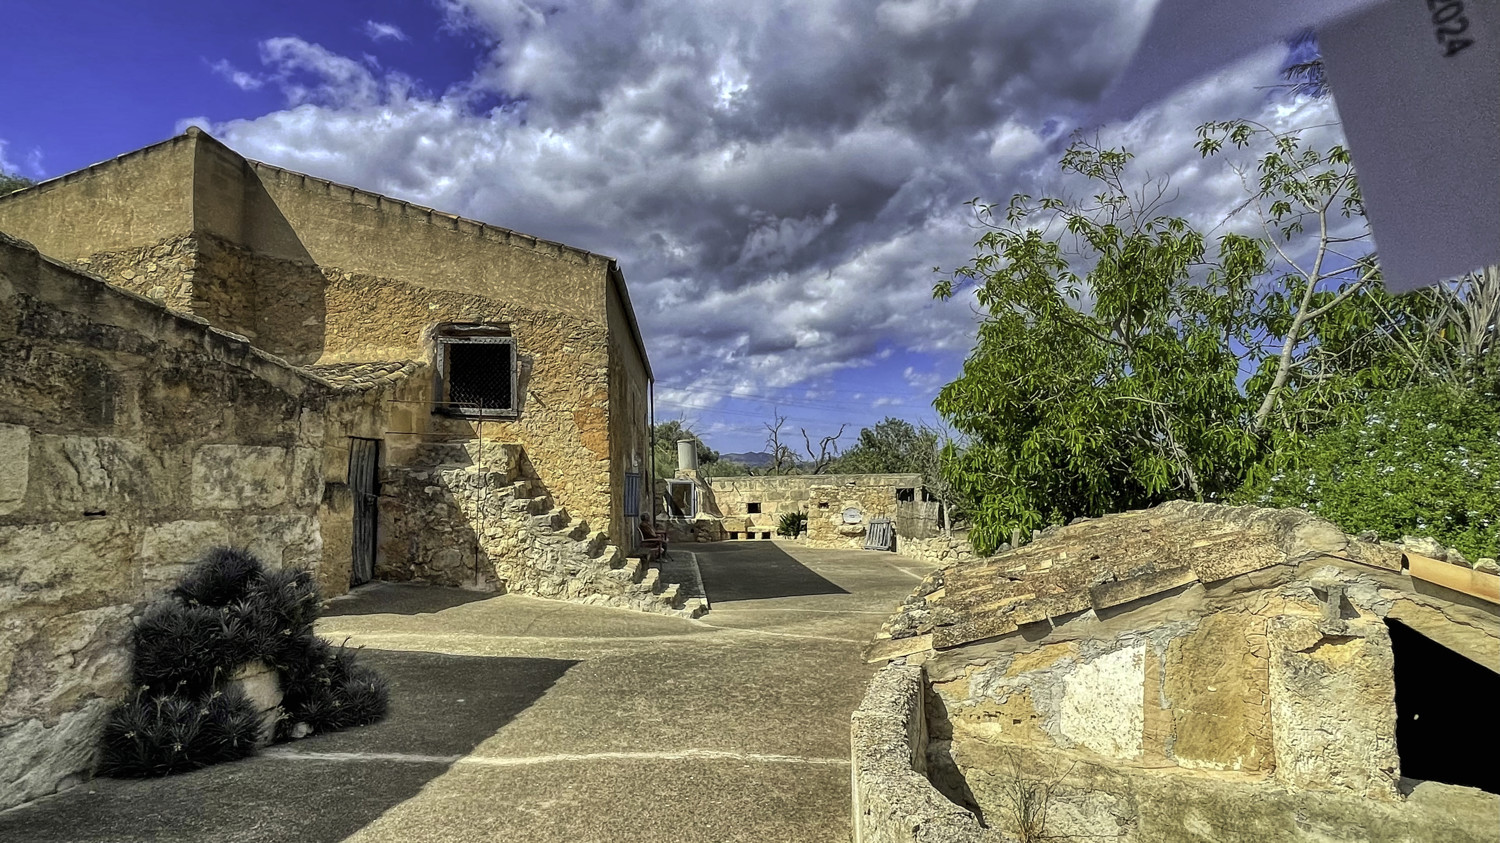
top-left (99, 547), bottom-right (389, 777)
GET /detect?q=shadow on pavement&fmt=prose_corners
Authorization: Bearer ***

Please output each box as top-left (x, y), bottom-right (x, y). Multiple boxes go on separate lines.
top-left (695, 542), bottom-right (850, 603)
top-left (0, 649), bottom-right (577, 843)
top-left (323, 581), bottom-right (500, 617)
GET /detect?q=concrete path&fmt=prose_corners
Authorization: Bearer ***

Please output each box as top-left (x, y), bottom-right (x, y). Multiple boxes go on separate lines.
top-left (0, 542), bottom-right (925, 843)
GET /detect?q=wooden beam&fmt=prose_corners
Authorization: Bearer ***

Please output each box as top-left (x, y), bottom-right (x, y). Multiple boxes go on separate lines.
top-left (1404, 553), bottom-right (1500, 605)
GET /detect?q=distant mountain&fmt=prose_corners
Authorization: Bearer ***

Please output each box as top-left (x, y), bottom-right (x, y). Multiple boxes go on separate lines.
top-left (719, 451), bottom-right (775, 467)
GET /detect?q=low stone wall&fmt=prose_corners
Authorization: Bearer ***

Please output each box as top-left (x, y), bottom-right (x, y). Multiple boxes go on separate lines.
top-left (0, 233), bottom-right (334, 809)
top-left (896, 531), bottom-right (978, 568)
top-left (851, 662), bottom-right (1007, 843)
top-left (709, 474), bottom-right (921, 550)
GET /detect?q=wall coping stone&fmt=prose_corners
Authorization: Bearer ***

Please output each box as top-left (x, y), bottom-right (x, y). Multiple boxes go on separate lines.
top-left (851, 662), bottom-right (1010, 843)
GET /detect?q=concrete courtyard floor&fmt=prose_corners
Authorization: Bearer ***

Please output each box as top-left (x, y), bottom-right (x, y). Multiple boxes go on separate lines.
top-left (0, 541), bottom-right (929, 842)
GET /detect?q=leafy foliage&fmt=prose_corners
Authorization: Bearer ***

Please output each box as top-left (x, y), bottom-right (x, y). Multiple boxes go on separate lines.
top-left (0, 172), bottom-right (30, 197)
top-left (98, 687), bottom-right (263, 778)
top-left (776, 510), bottom-right (808, 538)
top-left (835, 417), bottom-right (937, 475)
top-left (652, 419), bottom-right (719, 480)
top-left (935, 139), bottom-right (1268, 553)
top-left (1235, 385), bottom-right (1500, 559)
top-left (100, 548), bottom-right (389, 777)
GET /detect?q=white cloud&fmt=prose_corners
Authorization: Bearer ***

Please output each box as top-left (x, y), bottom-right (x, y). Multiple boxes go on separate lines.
top-left (209, 59), bottom-right (264, 91)
top-left (364, 20), bottom-right (410, 42)
top-left (190, 2), bottom-right (1347, 448)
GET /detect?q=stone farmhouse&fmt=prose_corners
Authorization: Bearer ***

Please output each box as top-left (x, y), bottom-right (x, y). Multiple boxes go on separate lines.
top-left (0, 128), bottom-right (693, 809)
top-left (852, 502), bottom-right (1500, 842)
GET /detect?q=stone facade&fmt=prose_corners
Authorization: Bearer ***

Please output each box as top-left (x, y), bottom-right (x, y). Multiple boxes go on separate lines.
top-left (707, 473), bottom-right (921, 549)
top-left (0, 127), bottom-right (654, 562)
top-left (865, 502), bottom-right (1500, 842)
top-left (0, 128), bottom-right (659, 810)
top-left (0, 233), bottom-right (360, 809)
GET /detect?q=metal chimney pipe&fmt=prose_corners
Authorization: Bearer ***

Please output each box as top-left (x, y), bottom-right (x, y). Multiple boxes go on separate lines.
top-left (677, 439), bottom-right (699, 472)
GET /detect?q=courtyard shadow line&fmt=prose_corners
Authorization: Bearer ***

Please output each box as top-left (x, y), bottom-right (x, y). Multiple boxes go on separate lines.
top-left (0, 649), bottom-right (577, 843)
top-left (323, 581), bottom-right (502, 617)
top-left (694, 541), bottom-right (851, 603)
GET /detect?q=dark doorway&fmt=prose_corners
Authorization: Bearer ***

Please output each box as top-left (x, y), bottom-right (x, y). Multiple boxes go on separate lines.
top-left (349, 438), bottom-right (380, 586)
top-left (1388, 619), bottom-right (1500, 793)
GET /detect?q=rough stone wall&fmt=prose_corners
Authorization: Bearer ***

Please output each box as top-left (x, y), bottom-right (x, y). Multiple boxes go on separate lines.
top-left (851, 662), bottom-right (1009, 843)
top-left (897, 531), bottom-right (979, 568)
top-left (708, 474), bottom-right (920, 548)
top-left (605, 275), bottom-right (651, 553)
top-left (913, 559), bottom-right (1498, 841)
top-left (0, 134), bottom-right (195, 261)
top-left (0, 234), bottom-right (331, 810)
top-left (239, 155), bottom-right (613, 325)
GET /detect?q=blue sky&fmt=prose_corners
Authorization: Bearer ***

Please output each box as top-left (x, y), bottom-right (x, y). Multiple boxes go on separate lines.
top-left (2, 1), bottom-right (1342, 453)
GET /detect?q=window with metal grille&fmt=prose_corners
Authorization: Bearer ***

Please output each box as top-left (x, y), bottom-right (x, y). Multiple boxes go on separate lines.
top-left (435, 328), bottom-right (517, 418)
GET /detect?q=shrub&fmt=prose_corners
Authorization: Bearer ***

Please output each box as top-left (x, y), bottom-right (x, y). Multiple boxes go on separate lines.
top-left (97, 687), bottom-right (262, 777)
top-left (777, 510), bottom-right (808, 537)
top-left (1235, 385), bottom-right (1499, 559)
top-left (99, 547), bottom-right (390, 777)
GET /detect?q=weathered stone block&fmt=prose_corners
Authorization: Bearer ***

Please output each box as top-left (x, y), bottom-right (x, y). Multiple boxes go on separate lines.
top-left (137, 519), bottom-right (230, 593)
top-left (1059, 644), bottom-right (1145, 761)
top-left (234, 514), bottom-right (321, 570)
top-left (1163, 612), bottom-right (1271, 772)
top-left (1268, 616), bottom-right (1400, 799)
top-left (0, 519), bottom-right (137, 613)
top-left (0, 423), bottom-right (28, 515)
top-left (28, 435), bottom-right (154, 514)
top-left (191, 444), bottom-right (289, 509)
top-left (0, 699), bottom-right (112, 811)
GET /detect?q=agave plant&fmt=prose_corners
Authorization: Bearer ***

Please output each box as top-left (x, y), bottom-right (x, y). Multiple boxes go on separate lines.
top-left (98, 547), bottom-right (390, 777)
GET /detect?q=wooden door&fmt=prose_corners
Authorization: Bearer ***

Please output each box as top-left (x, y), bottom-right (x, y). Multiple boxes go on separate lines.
top-left (349, 438), bottom-right (380, 586)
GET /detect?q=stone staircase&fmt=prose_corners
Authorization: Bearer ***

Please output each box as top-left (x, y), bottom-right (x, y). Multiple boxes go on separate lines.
top-left (406, 441), bottom-right (706, 618)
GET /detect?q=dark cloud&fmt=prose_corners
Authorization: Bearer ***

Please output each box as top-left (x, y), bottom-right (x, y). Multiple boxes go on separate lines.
top-left (199, 0), bottom-right (1342, 448)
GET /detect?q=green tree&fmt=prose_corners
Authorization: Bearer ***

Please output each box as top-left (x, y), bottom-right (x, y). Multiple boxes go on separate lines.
top-left (934, 138), bottom-right (1269, 553)
top-left (836, 417), bottom-right (935, 475)
top-left (0, 172), bottom-right (31, 196)
top-left (1234, 385), bottom-right (1499, 559)
top-left (651, 420), bottom-right (718, 481)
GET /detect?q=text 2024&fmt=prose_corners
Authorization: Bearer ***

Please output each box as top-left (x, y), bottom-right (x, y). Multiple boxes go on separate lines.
top-left (1427, 0), bottom-right (1476, 57)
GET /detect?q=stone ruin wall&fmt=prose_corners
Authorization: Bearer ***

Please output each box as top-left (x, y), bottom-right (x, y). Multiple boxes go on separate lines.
top-left (64, 232), bottom-right (621, 556)
top-left (707, 473), bottom-right (921, 548)
top-left (912, 564), bottom-right (1498, 841)
top-left (0, 234), bottom-right (345, 810)
top-left (895, 530), bottom-right (979, 569)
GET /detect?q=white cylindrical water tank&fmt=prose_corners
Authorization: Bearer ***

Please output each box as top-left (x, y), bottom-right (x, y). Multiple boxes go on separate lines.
top-left (677, 439), bottom-right (699, 472)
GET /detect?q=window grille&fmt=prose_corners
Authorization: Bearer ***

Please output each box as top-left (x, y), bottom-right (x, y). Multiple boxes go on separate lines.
top-left (435, 330), bottom-right (517, 418)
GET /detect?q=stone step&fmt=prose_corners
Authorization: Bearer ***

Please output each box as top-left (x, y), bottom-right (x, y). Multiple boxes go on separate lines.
top-left (597, 545), bottom-right (622, 569)
top-left (584, 531), bottom-right (610, 558)
top-left (639, 566), bottom-right (660, 593)
top-left (530, 507), bottom-right (569, 531)
top-left (413, 441), bottom-right (473, 467)
top-left (560, 519), bottom-right (591, 542)
top-left (618, 557), bottom-right (642, 584)
top-left (658, 582), bottom-right (680, 604)
top-left (677, 597), bottom-right (708, 618)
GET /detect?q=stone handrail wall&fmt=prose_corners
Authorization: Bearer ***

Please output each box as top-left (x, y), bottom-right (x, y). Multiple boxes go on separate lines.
top-left (851, 663), bottom-right (1007, 843)
top-left (895, 531), bottom-right (977, 568)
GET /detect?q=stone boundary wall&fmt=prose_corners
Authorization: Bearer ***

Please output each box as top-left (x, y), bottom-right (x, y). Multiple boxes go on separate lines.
top-left (851, 662), bottom-right (1008, 843)
top-left (0, 233), bottom-right (335, 809)
top-left (896, 531), bottom-right (978, 568)
top-left (709, 473), bottom-right (921, 549)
